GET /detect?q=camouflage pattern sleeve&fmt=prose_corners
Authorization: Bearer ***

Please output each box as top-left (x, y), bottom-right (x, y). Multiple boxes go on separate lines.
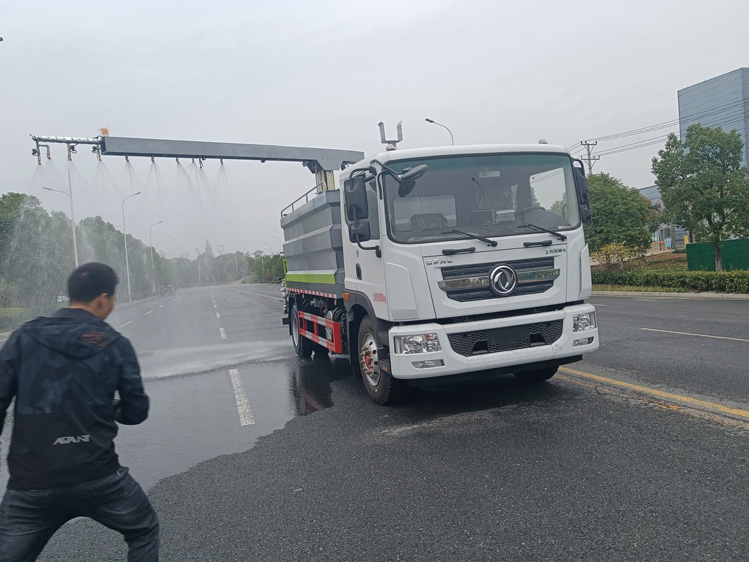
top-left (114, 337), bottom-right (150, 425)
top-left (0, 330), bottom-right (20, 436)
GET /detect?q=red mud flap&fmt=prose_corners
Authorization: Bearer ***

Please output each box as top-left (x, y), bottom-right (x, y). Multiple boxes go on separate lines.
top-left (298, 312), bottom-right (342, 354)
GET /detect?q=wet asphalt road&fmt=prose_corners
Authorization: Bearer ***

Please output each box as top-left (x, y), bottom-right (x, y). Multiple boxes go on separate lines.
top-left (583, 296), bottom-right (749, 405)
top-left (1, 286), bottom-right (747, 561)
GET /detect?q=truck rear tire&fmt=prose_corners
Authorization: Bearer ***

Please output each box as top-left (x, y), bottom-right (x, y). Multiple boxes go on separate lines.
top-left (290, 302), bottom-right (313, 359)
top-left (358, 316), bottom-right (403, 405)
top-left (514, 366), bottom-right (558, 383)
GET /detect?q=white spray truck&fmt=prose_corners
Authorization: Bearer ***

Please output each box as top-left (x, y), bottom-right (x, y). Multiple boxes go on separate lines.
top-left (281, 126), bottom-right (598, 404)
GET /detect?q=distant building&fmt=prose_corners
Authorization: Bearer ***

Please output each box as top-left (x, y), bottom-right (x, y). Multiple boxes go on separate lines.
top-left (639, 185), bottom-right (689, 250)
top-left (678, 68), bottom-right (749, 165)
top-left (639, 185), bottom-right (661, 207)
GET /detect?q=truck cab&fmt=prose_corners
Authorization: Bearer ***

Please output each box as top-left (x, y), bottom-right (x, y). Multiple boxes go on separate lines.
top-left (283, 143), bottom-right (598, 404)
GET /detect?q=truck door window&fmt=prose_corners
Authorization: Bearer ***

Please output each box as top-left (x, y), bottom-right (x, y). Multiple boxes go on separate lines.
top-left (366, 180), bottom-right (380, 239)
top-left (343, 179), bottom-right (380, 238)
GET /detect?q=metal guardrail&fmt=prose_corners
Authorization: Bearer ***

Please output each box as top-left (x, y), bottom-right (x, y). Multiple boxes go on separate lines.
top-left (280, 182), bottom-right (326, 217)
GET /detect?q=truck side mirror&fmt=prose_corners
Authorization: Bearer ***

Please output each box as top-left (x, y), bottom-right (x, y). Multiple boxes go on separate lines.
top-left (344, 175), bottom-right (369, 221)
top-left (397, 164), bottom-right (428, 197)
top-left (349, 219), bottom-right (372, 243)
top-left (575, 167), bottom-right (590, 206)
top-left (574, 167), bottom-right (593, 227)
top-left (399, 164), bottom-right (428, 182)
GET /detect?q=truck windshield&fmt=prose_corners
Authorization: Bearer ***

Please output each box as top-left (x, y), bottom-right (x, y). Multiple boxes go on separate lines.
top-left (382, 153), bottom-right (581, 244)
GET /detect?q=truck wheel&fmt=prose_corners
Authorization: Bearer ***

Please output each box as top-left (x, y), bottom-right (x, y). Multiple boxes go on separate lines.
top-left (514, 366), bottom-right (558, 383)
top-left (290, 302), bottom-right (313, 359)
top-left (358, 316), bottom-right (402, 405)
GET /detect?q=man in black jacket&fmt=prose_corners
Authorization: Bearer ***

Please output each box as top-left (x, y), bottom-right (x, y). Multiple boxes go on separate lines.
top-left (0, 262), bottom-right (159, 561)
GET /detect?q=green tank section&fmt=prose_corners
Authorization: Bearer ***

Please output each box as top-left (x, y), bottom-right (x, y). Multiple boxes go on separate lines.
top-left (280, 190), bottom-right (344, 298)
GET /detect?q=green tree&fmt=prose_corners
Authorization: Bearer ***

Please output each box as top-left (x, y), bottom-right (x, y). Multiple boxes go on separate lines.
top-left (0, 193), bottom-right (70, 307)
top-left (652, 124), bottom-right (749, 271)
top-left (586, 173), bottom-right (653, 253)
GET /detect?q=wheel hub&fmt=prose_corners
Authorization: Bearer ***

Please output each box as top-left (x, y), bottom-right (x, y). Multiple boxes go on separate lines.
top-left (360, 334), bottom-right (380, 387)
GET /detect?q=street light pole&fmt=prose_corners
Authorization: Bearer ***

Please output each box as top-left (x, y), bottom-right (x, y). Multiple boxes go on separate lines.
top-left (121, 192), bottom-right (142, 302)
top-left (42, 167), bottom-right (79, 267)
top-left (271, 235), bottom-right (282, 254)
top-left (425, 118), bottom-right (454, 145)
top-left (149, 220), bottom-right (163, 294)
top-left (67, 169), bottom-right (79, 268)
top-left (195, 248), bottom-right (202, 285)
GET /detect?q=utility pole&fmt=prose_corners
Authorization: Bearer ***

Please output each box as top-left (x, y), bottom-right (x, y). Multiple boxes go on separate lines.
top-left (195, 248), bottom-right (202, 285)
top-left (580, 140), bottom-right (600, 174)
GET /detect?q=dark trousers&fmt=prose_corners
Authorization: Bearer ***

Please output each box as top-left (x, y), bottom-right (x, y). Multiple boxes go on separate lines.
top-left (0, 466), bottom-right (159, 562)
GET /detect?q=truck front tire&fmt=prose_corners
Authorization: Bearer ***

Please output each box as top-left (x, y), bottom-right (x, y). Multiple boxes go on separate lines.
top-left (358, 316), bottom-right (403, 405)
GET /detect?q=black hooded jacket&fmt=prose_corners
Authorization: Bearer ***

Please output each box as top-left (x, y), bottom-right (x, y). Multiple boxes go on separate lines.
top-left (0, 308), bottom-right (149, 490)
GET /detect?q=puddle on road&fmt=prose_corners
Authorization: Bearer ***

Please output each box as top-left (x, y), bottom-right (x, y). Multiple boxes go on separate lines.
top-left (286, 355), bottom-right (350, 416)
top-left (137, 341), bottom-right (290, 381)
top-left (138, 340), bottom-right (350, 418)
top-left (105, 353), bottom-right (352, 492)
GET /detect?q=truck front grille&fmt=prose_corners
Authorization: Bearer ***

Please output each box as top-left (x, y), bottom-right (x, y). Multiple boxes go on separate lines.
top-left (440, 258), bottom-right (556, 302)
top-left (447, 320), bottom-right (563, 357)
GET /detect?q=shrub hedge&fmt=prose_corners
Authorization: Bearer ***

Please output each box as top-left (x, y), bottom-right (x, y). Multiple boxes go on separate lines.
top-left (592, 270), bottom-right (749, 293)
top-left (0, 308), bottom-right (34, 332)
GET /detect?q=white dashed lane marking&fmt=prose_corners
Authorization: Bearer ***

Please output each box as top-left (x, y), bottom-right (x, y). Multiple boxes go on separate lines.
top-left (641, 327), bottom-right (749, 343)
top-left (119, 321), bottom-right (133, 328)
top-left (229, 369), bottom-right (254, 426)
top-left (219, 328), bottom-right (227, 340)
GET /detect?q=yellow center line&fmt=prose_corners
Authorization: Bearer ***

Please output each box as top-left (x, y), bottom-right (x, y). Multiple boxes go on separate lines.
top-left (559, 366), bottom-right (749, 421)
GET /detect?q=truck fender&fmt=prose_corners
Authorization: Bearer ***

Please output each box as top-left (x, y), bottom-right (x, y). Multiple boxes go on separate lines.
top-left (345, 290), bottom-right (393, 377)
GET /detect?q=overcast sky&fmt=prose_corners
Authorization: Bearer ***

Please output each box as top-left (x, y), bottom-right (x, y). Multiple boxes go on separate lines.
top-left (2, 1), bottom-right (748, 258)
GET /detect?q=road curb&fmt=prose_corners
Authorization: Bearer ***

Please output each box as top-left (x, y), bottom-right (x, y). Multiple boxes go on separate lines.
top-left (591, 290), bottom-right (749, 300)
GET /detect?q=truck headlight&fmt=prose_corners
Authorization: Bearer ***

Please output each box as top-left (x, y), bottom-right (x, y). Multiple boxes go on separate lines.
top-left (573, 312), bottom-right (596, 332)
top-left (393, 333), bottom-right (442, 354)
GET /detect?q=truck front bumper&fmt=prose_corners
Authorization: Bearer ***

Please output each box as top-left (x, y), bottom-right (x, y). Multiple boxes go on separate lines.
top-left (387, 303), bottom-right (598, 380)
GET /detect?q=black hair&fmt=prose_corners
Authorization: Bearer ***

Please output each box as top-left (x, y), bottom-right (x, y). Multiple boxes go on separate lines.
top-left (68, 262), bottom-right (119, 303)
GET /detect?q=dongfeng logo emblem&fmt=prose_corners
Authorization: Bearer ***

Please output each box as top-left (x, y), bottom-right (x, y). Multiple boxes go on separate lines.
top-left (489, 265), bottom-right (517, 296)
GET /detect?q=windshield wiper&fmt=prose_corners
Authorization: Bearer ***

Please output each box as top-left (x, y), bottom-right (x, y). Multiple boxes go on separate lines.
top-left (518, 223), bottom-right (567, 241)
top-left (442, 229), bottom-right (498, 247)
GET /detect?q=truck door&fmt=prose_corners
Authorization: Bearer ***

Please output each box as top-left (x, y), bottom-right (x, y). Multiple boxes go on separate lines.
top-left (343, 177), bottom-right (388, 318)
